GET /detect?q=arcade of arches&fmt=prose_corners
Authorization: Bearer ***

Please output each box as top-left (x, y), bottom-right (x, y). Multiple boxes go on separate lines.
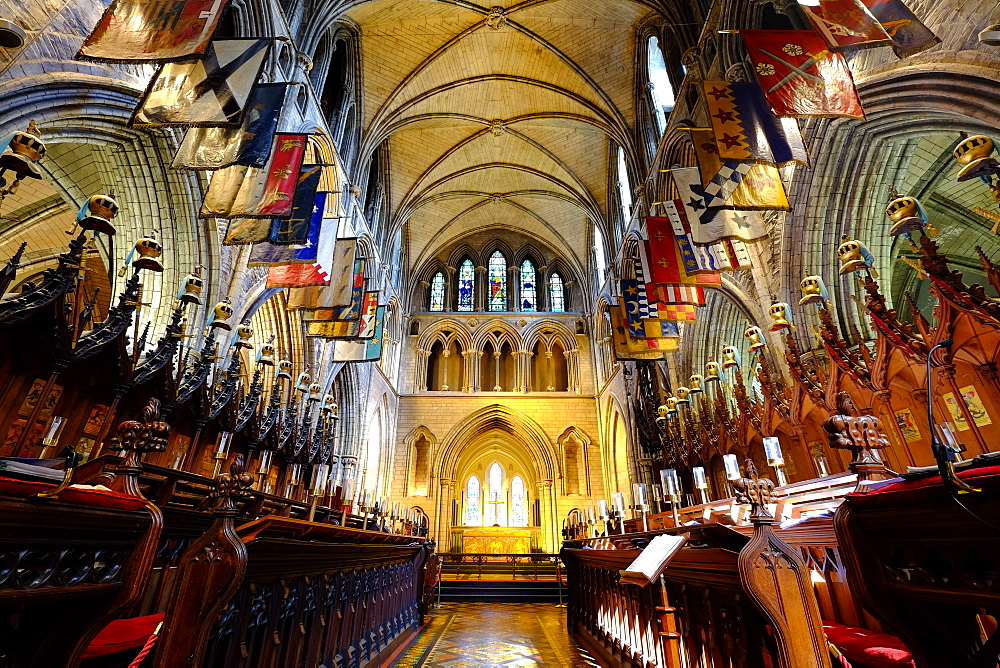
top-left (2, 0), bottom-right (1000, 666)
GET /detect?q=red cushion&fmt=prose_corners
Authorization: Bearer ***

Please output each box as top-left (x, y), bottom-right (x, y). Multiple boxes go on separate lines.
top-left (82, 613), bottom-right (163, 659)
top-left (846, 465), bottom-right (1000, 510)
top-left (0, 476), bottom-right (147, 511)
top-left (824, 621), bottom-right (914, 667)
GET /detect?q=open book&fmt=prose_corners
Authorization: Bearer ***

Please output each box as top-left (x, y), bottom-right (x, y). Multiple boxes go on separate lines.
top-left (620, 533), bottom-right (688, 586)
top-left (0, 457), bottom-right (65, 483)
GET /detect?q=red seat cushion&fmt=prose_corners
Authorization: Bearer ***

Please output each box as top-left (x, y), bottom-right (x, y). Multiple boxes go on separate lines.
top-left (824, 620), bottom-right (915, 667)
top-left (82, 613), bottom-right (164, 659)
top-left (0, 476), bottom-right (147, 511)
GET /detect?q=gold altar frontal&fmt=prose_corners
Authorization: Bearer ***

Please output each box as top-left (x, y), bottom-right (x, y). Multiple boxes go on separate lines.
top-left (461, 527), bottom-right (535, 554)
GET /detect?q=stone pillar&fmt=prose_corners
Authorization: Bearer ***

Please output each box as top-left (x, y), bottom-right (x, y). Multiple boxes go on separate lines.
top-left (445, 265), bottom-right (456, 311)
top-left (565, 348), bottom-right (580, 393)
top-left (515, 350), bottom-right (530, 393)
top-left (508, 265), bottom-right (520, 311)
top-left (545, 349), bottom-right (555, 392)
top-left (475, 265), bottom-right (487, 311)
top-left (440, 349), bottom-right (451, 391)
top-left (537, 265), bottom-right (548, 311)
top-left (418, 279), bottom-right (430, 311)
top-left (415, 348), bottom-right (430, 392)
top-left (538, 479), bottom-right (556, 551)
top-left (492, 350), bottom-right (502, 391)
top-left (461, 350), bottom-right (476, 393)
top-left (436, 477), bottom-right (454, 549)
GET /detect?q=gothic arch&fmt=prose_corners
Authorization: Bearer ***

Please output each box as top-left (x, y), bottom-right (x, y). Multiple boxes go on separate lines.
top-left (437, 405), bottom-right (557, 482)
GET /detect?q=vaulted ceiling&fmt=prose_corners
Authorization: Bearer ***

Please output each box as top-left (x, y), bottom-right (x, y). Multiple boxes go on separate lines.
top-left (344, 0), bottom-right (659, 275)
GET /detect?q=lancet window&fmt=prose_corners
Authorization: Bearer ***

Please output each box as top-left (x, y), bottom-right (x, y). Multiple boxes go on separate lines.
top-left (550, 273), bottom-right (566, 312)
top-left (647, 36), bottom-right (675, 135)
top-left (510, 475), bottom-right (527, 527)
top-left (458, 259), bottom-right (475, 312)
top-left (520, 259), bottom-right (537, 311)
top-left (485, 462), bottom-right (504, 526)
top-left (464, 475), bottom-right (482, 526)
top-left (488, 251), bottom-right (507, 311)
top-left (429, 272), bottom-right (445, 311)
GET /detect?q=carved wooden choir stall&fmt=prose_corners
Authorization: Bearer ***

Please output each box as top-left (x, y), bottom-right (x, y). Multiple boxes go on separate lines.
top-left (563, 195), bottom-right (1000, 667)
top-left (0, 228), bottom-right (435, 668)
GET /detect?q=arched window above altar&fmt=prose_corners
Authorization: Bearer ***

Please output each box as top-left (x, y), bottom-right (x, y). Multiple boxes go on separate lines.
top-left (510, 475), bottom-right (527, 527)
top-left (485, 462), bottom-right (504, 526)
top-left (464, 475), bottom-right (482, 526)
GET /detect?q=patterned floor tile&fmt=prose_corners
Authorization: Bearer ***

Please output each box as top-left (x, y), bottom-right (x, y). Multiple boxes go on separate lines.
top-left (391, 603), bottom-right (599, 667)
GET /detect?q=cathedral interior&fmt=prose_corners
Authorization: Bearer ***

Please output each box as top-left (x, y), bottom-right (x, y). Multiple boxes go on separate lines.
top-left (0, 0), bottom-right (999, 666)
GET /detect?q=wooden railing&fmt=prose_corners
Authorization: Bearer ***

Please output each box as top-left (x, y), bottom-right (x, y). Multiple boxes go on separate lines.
top-left (438, 552), bottom-right (559, 580)
top-left (562, 468), bottom-right (834, 668)
top-left (0, 489), bottom-right (161, 666)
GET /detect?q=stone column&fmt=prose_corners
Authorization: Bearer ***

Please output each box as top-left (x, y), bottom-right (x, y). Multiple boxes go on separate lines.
top-left (545, 349), bottom-right (555, 392)
top-left (537, 265), bottom-right (548, 310)
top-left (475, 265), bottom-right (487, 311)
top-left (440, 349), bottom-right (451, 391)
top-left (436, 477), bottom-right (454, 549)
top-left (538, 479), bottom-right (556, 551)
top-left (415, 348), bottom-right (431, 391)
top-left (492, 350), bottom-right (502, 391)
top-left (445, 265), bottom-right (456, 311)
top-left (461, 350), bottom-right (476, 393)
top-left (508, 265), bottom-right (520, 311)
top-left (418, 279), bottom-right (430, 311)
top-left (515, 350), bottom-right (530, 393)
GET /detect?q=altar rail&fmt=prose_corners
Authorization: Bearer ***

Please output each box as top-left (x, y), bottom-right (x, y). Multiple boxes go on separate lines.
top-left (439, 552), bottom-right (559, 580)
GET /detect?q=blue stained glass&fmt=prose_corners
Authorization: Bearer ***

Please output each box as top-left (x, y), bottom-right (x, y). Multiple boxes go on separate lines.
top-left (458, 259), bottom-right (474, 312)
top-left (550, 272), bottom-right (565, 312)
top-left (488, 251), bottom-right (506, 311)
top-left (429, 272), bottom-right (445, 311)
top-left (520, 259), bottom-right (536, 311)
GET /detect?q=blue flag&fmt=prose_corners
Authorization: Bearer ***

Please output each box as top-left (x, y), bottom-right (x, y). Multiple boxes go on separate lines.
top-left (248, 192), bottom-right (327, 266)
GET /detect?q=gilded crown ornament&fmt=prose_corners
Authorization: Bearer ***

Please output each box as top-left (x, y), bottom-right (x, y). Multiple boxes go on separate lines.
top-left (837, 235), bottom-right (878, 277)
top-left (798, 275), bottom-right (828, 306)
top-left (721, 346), bottom-right (740, 369)
top-left (767, 303), bottom-right (792, 332)
top-left (77, 193), bottom-right (119, 236)
top-left (209, 299), bottom-right (233, 330)
top-left (745, 325), bottom-right (767, 352)
top-left (0, 120), bottom-right (44, 201)
top-left (953, 134), bottom-right (999, 181)
top-left (181, 270), bottom-right (204, 304)
top-left (235, 322), bottom-right (253, 349)
top-left (132, 234), bottom-right (164, 272)
top-left (258, 342), bottom-right (276, 366)
top-left (885, 194), bottom-right (930, 236)
top-left (689, 374), bottom-right (704, 394)
top-left (704, 359), bottom-right (721, 381)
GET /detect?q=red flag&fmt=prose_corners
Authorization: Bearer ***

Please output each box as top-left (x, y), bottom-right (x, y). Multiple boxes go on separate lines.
top-left (741, 30), bottom-right (864, 119)
top-left (798, 0), bottom-right (890, 51)
top-left (646, 218), bottom-right (683, 284)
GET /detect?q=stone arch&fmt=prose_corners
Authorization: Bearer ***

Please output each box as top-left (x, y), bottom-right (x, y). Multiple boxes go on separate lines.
top-left (557, 426), bottom-right (593, 496)
top-left (437, 404), bottom-right (557, 482)
top-left (402, 425), bottom-right (437, 497)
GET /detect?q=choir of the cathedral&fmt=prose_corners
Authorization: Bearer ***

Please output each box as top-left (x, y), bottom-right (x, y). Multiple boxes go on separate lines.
top-left (0, 0), bottom-right (998, 666)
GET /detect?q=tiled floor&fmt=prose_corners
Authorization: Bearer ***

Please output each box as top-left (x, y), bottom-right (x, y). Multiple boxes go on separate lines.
top-left (392, 602), bottom-right (599, 667)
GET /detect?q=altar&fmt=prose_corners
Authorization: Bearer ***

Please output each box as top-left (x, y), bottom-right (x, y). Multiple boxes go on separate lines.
top-left (459, 527), bottom-right (537, 554)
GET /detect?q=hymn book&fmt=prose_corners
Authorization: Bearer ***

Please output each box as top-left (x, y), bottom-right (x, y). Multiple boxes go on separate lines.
top-left (619, 533), bottom-right (688, 586)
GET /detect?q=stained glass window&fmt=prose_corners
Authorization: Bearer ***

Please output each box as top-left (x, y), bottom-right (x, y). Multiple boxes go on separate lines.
top-left (549, 272), bottom-right (565, 312)
top-left (520, 259), bottom-right (536, 311)
top-left (510, 475), bottom-right (527, 527)
top-left (458, 259), bottom-right (474, 312)
top-left (429, 272), bottom-right (445, 311)
top-left (488, 251), bottom-right (507, 311)
top-left (464, 475), bottom-right (481, 526)
top-left (485, 462), bottom-right (504, 526)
